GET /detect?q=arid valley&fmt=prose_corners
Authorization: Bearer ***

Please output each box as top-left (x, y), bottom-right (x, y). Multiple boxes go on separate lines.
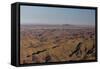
top-left (20, 24), bottom-right (96, 64)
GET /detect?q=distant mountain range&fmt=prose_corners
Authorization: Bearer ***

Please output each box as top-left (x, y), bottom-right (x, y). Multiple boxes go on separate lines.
top-left (21, 24), bottom-right (95, 29)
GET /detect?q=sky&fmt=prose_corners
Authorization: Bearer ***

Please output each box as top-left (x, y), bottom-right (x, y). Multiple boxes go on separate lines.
top-left (20, 5), bottom-right (95, 26)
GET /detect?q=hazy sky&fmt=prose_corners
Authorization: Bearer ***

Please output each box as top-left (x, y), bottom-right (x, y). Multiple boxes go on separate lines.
top-left (20, 5), bottom-right (95, 25)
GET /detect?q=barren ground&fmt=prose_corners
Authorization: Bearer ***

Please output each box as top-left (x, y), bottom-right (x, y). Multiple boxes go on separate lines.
top-left (20, 25), bottom-right (96, 64)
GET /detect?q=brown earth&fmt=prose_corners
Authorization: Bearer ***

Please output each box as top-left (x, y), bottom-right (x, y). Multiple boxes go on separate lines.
top-left (20, 25), bottom-right (96, 64)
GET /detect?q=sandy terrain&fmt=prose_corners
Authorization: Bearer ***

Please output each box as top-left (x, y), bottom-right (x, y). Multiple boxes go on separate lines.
top-left (20, 24), bottom-right (96, 64)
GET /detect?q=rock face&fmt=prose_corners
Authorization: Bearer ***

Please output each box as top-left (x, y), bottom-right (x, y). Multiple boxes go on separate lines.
top-left (69, 42), bottom-right (82, 57)
top-left (20, 24), bottom-right (96, 64)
